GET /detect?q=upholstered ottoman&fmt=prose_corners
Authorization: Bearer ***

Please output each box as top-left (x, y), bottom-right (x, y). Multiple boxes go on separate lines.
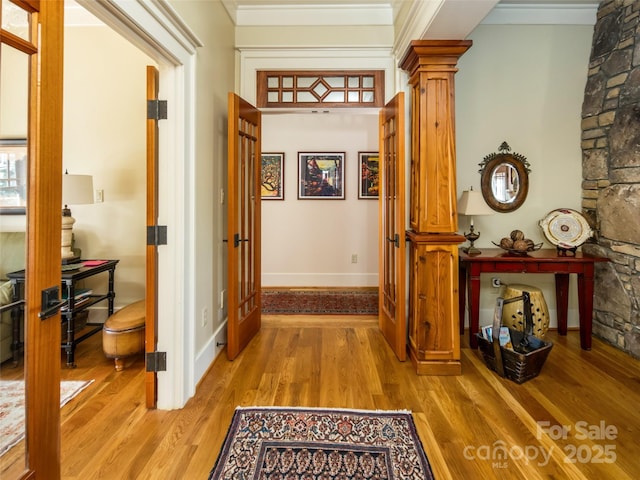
top-left (102, 300), bottom-right (145, 371)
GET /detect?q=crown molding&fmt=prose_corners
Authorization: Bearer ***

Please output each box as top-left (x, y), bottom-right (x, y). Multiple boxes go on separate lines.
top-left (393, 0), bottom-right (444, 59)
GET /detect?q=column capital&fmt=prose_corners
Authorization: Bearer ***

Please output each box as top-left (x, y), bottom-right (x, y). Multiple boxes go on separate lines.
top-left (399, 40), bottom-right (472, 76)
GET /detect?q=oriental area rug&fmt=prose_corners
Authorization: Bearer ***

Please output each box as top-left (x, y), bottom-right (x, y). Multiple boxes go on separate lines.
top-left (262, 289), bottom-right (378, 315)
top-left (0, 379), bottom-right (93, 456)
top-left (208, 407), bottom-right (434, 480)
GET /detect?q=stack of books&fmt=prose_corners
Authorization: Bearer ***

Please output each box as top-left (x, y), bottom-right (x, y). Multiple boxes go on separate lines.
top-left (481, 325), bottom-right (514, 350)
top-left (61, 288), bottom-right (93, 311)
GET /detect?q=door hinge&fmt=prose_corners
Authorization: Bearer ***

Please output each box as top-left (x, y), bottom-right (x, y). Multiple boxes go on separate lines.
top-left (147, 225), bottom-right (167, 246)
top-left (146, 351), bottom-right (167, 372)
top-left (147, 99), bottom-right (167, 120)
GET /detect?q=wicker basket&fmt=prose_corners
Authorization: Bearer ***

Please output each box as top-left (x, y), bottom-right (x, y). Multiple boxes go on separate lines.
top-left (477, 293), bottom-right (553, 384)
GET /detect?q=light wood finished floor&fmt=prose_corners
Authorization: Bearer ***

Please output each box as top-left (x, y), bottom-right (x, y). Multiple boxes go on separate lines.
top-left (2, 315), bottom-right (640, 479)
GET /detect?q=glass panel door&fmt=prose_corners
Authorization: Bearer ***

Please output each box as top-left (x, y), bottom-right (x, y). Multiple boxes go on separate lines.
top-left (0, 12), bottom-right (31, 478)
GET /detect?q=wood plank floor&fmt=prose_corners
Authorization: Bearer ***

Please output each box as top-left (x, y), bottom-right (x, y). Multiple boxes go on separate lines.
top-left (2, 315), bottom-right (640, 479)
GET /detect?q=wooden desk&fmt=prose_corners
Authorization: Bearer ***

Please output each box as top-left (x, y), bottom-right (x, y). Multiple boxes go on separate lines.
top-left (459, 249), bottom-right (608, 350)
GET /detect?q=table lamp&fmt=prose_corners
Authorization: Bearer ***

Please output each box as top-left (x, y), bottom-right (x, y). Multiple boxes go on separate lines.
top-left (62, 171), bottom-right (94, 263)
top-left (458, 186), bottom-right (494, 256)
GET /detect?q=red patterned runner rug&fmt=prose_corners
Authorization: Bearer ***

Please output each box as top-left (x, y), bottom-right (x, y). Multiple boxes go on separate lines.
top-left (262, 289), bottom-right (378, 315)
top-left (208, 407), bottom-right (434, 480)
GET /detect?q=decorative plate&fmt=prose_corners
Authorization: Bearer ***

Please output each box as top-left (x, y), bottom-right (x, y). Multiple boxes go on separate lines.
top-left (539, 209), bottom-right (593, 249)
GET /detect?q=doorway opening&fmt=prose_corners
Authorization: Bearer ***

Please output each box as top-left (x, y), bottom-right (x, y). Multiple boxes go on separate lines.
top-left (261, 112), bottom-right (380, 292)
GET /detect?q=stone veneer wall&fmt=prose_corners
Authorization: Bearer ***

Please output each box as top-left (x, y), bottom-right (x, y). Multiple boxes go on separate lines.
top-left (582, 0), bottom-right (640, 357)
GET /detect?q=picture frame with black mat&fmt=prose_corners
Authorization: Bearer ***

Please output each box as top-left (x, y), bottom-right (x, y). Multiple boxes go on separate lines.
top-left (298, 152), bottom-right (344, 199)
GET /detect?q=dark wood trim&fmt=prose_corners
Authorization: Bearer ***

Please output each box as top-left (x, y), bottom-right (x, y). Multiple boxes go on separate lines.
top-left (257, 70), bottom-right (384, 108)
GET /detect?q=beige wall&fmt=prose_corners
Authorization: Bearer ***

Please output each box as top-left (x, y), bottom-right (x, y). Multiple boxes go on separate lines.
top-left (62, 26), bottom-right (153, 317)
top-left (455, 24), bottom-right (593, 328)
top-left (0, 45), bottom-right (28, 138)
top-left (168, 0), bottom-right (236, 356)
top-left (262, 113), bottom-right (379, 287)
top-left (235, 25), bottom-right (394, 49)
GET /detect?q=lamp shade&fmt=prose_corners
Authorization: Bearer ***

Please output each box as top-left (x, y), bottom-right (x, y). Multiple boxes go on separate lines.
top-left (458, 188), bottom-right (493, 216)
top-left (63, 174), bottom-right (94, 206)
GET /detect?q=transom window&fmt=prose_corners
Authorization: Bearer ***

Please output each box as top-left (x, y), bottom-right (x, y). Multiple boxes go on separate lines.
top-left (257, 70), bottom-right (384, 108)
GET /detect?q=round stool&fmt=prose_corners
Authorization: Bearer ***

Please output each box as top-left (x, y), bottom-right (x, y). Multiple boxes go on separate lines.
top-left (501, 284), bottom-right (549, 338)
top-left (102, 300), bottom-right (145, 371)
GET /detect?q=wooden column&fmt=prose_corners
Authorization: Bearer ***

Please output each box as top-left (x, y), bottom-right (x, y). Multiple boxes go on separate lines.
top-left (400, 40), bottom-right (472, 375)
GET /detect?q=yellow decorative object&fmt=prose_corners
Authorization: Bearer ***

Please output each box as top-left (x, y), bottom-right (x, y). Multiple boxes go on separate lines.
top-left (501, 284), bottom-right (549, 338)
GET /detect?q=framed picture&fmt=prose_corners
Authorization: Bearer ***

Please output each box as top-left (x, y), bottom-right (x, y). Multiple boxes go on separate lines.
top-left (298, 152), bottom-right (345, 199)
top-left (358, 152), bottom-right (379, 199)
top-left (0, 139), bottom-right (27, 215)
top-left (261, 152), bottom-right (285, 200)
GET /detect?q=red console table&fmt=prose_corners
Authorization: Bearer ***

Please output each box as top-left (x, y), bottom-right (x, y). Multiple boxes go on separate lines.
top-left (459, 248), bottom-right (608, 350)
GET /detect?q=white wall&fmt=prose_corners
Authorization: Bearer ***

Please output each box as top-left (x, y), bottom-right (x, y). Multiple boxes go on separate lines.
top-left (63, 26), bottom-right (153, 317)
top-left (262, 113), bottom-right (379, 287)
top-left (0, 46), bottom-right (28, 138)
top-left (455, 24), bottom-right (594, 329)
top-left (168, 0), bottom-right (236, 362)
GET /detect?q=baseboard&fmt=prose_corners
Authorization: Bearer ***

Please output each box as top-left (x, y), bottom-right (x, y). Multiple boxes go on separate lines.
top-left (194, 320), bottom-right (227, 384)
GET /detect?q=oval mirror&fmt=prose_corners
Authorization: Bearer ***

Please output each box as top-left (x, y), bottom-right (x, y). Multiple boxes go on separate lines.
top-left (479, 142), bottom-right (530, 212)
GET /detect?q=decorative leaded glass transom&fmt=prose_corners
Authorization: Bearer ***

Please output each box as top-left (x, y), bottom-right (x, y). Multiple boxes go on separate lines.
top-left (257, 70), bottom-right (384, 108)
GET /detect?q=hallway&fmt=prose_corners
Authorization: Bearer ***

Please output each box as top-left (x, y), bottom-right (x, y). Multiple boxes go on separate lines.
top-left (3, 315), bottom-right (640, 479)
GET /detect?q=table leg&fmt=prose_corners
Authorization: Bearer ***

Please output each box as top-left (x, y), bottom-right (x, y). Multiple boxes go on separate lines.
top-left (63, 312), bottom-right (77, 368)
top-left (459, 265), bottom-right (466, 335)
top-left (63, 281), bottom-right (77, 367)
top-left (108, 268), bottom-right (115, 315)
top-left (469, 270), bottom-right (481, 349)
top-left (555, 273), bottom-right (569, 336)
top-left (577, 267), bottom-right (594, 350)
